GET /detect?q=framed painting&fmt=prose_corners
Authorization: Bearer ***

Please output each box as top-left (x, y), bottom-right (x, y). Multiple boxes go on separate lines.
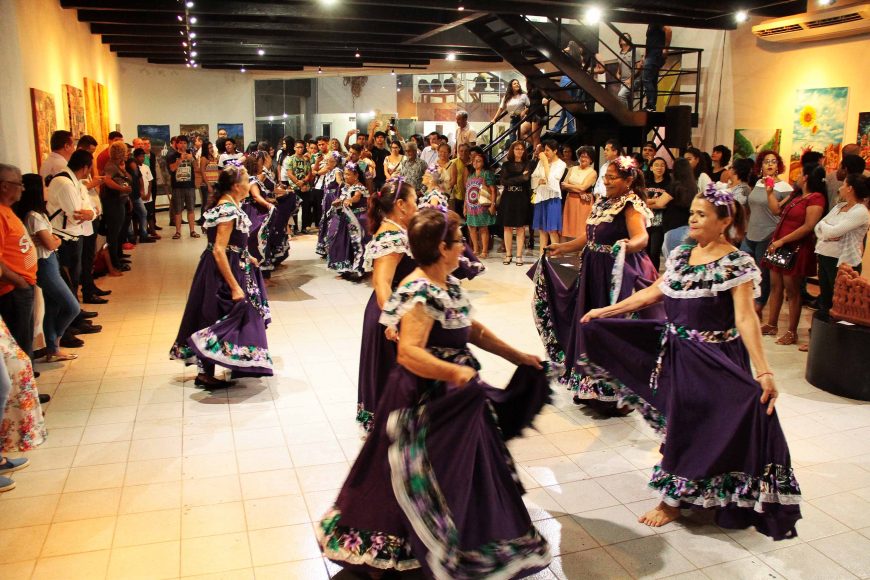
top-left (791, 87), bottom-right (849, 177)
top-left (179, 123), bottom-right (209, 144)
top-left (30, 88), bottom-right (57, 171)
top-left (62, 84), bottom-right (86, 140)
top-left (137, 125), bottom-right (171, 149)
top-left (858, 112), bottom-right (870, 165)
top-left (217, 123), bottom-right (244, 146)
top-left (84, 77), bottom-right (109, 144)
top-left (733, 129), bottom-right (782, 162)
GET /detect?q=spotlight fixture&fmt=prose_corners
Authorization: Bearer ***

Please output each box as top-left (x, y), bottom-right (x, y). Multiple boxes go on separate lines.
top-left (179, 30), bottom-right (185, 35)
top-left (177, 15), bottom-right (183, 21)
top-left (186, 1), bottom-right (194, 7)
top-left (320, 0), bottom-right (338, 6)
top-left (258, 49), bottom-right (265, 56)
top-left (189, 32), bottom-right (196, 38)
top-left (735, 10), bottom-right (748, 23)
top-left (318, 66), bottom-right (323, 74)
top-left (818, 0), bottom-right (833, 5)
top-left (192, 42), bottom-right (196, 46)
top-left (583, 6), bottom-right (603, 25)
top-left (355, 51), bottom-right (361, 58)
top-left (190, 51), bottom-right (197, 57)
top-left (190, 16), bottom-right (197, 24)
top-left (240, 67), bottom-right (246, 73)
top-left (391, 69), bottom-right (395, 75)
top-left (283, 113), bottom-right (288, 119)
top-left (446, 52), bottom-right (456, 61)
top-left (458, 5), bottom-right (464, 10)
top-left (182, 41), bottom-right (187, 47)
top-left (186, 63), bottom-right (191, 68)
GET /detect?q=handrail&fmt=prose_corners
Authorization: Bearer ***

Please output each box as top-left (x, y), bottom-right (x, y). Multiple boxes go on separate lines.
top-left (475, 109), bottom-right (510, 141)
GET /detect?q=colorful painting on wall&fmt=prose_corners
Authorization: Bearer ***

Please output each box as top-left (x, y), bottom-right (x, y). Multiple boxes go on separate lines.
top-left (84, 77), bottom-right (110, 144)
top-left (858, 112), bottom-right (870, 165)
top-left (137, 125), bottom-right (171, 149)
top-left (733, 129), bottom-right (782, 162)
top-left (791, 87), bottom-right (849, 178)
top-left (62, 84), bottom-right (86, 140)
top-left (180, 124), bottom-right (209, 144)
top-left (30, 88), bottom-right (57, 171)
top-left (217, 123), bottom-right (244, 146)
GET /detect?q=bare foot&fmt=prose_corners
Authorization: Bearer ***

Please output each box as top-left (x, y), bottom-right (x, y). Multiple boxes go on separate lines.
top-left (638, 502), bottom-right (680, 527)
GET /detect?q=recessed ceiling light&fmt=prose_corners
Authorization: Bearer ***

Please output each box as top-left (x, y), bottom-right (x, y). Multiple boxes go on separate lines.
top-left (458, 5), bottom-right (465, 10)
top-left (320, 0), bottom-right (338, 6)
top-left (446, 52), bottom-right (456, 61)
top-left (355, 51), bottom-right (360, 58)
top-left (391, 69), bottom-right (395, 75)
top-left (190, 16), bottom-right (197, 24)
top-left (189, 32), bottom-right (196, 38)
top-left (186, 63), bottom-right (191, 68)
top-left (186, 1), bottom-right (194, 7)
top-left (584, 6), bottom-right (602, 24)
top-left (179, 30), bottom-right (184, 35)
top-left (318, 66), bottom-right (323, 74)
top-left (735, 10), bottom-right (748, 23)
top-left (258, 49), bottom-right (265, 56)
top-left (240, 67), bottom-right (246, 73)
top-left (190, 51), bottom-right (197, 57)
top-left (177, 15), bottom-right (183, 21)
top-left (192, 42), bottom-right (196, 46)
top-left (818, 0), bottom-right (833, 5)
top-left (182, 41), bottom-right (187, 47)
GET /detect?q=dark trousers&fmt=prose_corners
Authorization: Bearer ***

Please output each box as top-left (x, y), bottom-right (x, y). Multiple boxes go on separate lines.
top-left (308, 188), bottom-right (323, 230)
top-left (742, 236), bottom-right (773, 307)
top-left (123, 199), bottom-right (134, 243)
top-left (646, 226), bottom-right (664, 272)
top-left (102, 196), bottom-right (126, 269)
top-left (299, 188), bottom-right (318, 230)
top-left (58, 236), bottom-right (84, 297)
top-left (0, 285), bottom-right (35, 359)
top-left (642, 56), bottom-right (664, 110)
top-left (81, 223), bottom-right (99, 297)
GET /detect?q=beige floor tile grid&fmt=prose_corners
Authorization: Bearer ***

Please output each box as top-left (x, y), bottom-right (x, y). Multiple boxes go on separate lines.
top-left (0, 235), bottom-right (867, 579)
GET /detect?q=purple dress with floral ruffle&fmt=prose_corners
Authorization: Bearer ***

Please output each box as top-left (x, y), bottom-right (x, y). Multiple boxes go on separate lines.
top-left (326, 183), bottom-right (371, 278)
top-left (319, 277), bottom-right (552, 578)
top-left (578, 245), bottom-right (801, 540)
top-left (316, 168), bottom-right (343, 257)
top-left (532, 193), bottom-right (664, 402)
top-left (170, 202), bottom-right (273, 377)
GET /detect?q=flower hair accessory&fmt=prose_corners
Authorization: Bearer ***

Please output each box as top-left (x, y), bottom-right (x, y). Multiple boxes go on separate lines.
top-left (345, 161), bottom-right (359, 171)
top-left (702, 182), bottom-right (735, 214)
top-left (614, 156), bottom-right (638, 172)
top-left (379, 175), bottom-right (405, 198)
top-left (425, 164), bottom-right (439, 175)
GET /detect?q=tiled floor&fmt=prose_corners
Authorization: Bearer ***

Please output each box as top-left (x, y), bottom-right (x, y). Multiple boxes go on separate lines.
top-left (3, 231), bottom-right (869, 579)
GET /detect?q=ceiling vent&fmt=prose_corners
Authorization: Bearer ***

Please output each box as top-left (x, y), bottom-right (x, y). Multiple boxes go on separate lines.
top-left (752, 2), bottom-right (870, 42)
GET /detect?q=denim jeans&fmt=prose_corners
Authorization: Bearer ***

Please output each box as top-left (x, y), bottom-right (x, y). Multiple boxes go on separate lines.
top-left (0, 358), bottom-right (11, 421)
top-left (0, 284), bottom-right (35, 359)
top-left (642, 56), bottom-right (664, 110)
top-left (551, 75), bottom-right (577, 134)
top-left (81, 224), bottom-right (99, 297)
top-left (742, 236), bottom-right (773, 306)
top-left (37, 253), bottom-right (81, 354)
top-left (663, 226), bottom-right (691, 259)
top-left (132, 198), bottom-right (149, 241)
top-left (101, 196), bottom-right (125, 268)
top-left (57, 236), bottom-right (83, 295)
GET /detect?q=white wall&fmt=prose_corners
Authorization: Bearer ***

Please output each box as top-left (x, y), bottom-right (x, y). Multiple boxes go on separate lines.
top-left (0, 0), bottom-right (121, 171)
top-left (118, 61), bottom-right (256, 147)
top-left (316, 75), bottom-right (397, 116)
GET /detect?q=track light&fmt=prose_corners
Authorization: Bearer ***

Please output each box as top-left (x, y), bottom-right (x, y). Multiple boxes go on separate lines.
top-left (391, 69), bottom-right (395, 75)
top-left (446, 52), bottom-right (456, 61)
top-left (186, 1), bottom-right (194, 7)
top-left (583, 6), bottom-right (602, 25)
top-left (177, 15), bottom-right (183, 21)
top-left (190, 51), bottom-right (197, 57)
top-left (318, 66), bottom-right (323, 74)
top-left (258, 49), bottom-right (265, 56)
top-left (240, 68), bottom-right (246, 73)
top-left (190, 16), bottom-right (197, 24)
top-left (735, 10), bottom-right (748, 23)
top-left (189, 32), bottom-right (196, 38)
top-left (355, 51), bottom-right (360, 58)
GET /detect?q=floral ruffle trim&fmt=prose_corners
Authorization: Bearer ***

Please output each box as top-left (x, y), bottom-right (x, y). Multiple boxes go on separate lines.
top-left (456, 256), bottom-right (486, 278)
top-left (256, 204), bottom-right (275, 267)
top-left (380, 276), bottom-right (472, 330)
top-left (530, 259), bottom-right (567, 370)
top-left (575, 355), bottom-right (667, 435)
top-left (327, 206), bottom-right (366, 278)
top-left (202, 201), bottom-right (251, 233)
top-left (651, 462), bottom-right (802, 511)
top-left (418, 190), bottom-right (450, 211)
top-left (0, 334), bottom-right (47, 452)
top-left (586, 193), bottom-right (653, 228)
top-left (660, 245), bottom-right (761, 299)
top-left (363, 229), bottom-right (410, 272)
top-left (188, 328), bottom-right (273, 373)
top-left (608, 240), bottom-right (626, 305)
top-left (386, 406), bottom-right (551, 579)
top-left (169, 342), bottom-right (197, 365)
top-left (316, 507), bottom-right (420, 571)
top-left (356, 403), bottom-right (375, 433)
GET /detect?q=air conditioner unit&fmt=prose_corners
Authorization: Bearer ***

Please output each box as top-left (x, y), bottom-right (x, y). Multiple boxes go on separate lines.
top-left (751, 2), bottom-right (870, 42)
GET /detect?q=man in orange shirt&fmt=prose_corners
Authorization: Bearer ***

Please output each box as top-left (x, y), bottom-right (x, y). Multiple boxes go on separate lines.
top-left (0, 163), bottom-right (39, 359)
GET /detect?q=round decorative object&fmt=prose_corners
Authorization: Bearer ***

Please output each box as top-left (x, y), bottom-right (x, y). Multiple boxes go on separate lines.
top-left (418, 79), bottom-right (430, 93)
top-left (429, 79), bottom-right (442, 93)
top-left (467, 185), bottom-right (480, 204)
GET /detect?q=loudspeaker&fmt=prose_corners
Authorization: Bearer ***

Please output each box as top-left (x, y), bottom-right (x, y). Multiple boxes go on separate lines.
top-left (664, 105), bottom-right (692, 149)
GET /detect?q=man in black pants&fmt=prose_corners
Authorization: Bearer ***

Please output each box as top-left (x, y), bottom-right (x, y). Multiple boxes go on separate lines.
top-left (368, 131), bottom-right (389, 191)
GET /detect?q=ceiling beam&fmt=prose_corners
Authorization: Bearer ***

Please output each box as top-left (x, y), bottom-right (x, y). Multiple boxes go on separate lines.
top-left (108, 43), bottom-right (496, 58)
top-left (88, 21), bottom-right (424, 37)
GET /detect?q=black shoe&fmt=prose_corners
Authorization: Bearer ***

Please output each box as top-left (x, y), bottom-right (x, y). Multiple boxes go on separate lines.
top-left (119, 265), bottom-right (131, 272)
top-left (70, 323), bottom-right (102, 334)
top-left (92, 288), bottom-right (112, 297)
top-left (122, 253), bottom-right (131, 258)
top-left (79, 310), bottom-right (99, 319)
top-left (32, 347), bottom-right (48, 360)
top-left (83, 295), bottom-right (109, 305)
top-left (182, 220), bottom-right (189, 225)
top-left (194, 375), bottom-right (234, 389)
top-left (138, 238), bottom-right (156, 244)
top-left (155, 225), bottom-right (163, 230)
top-left (60, 335), bottom-right (85, 348)
top-left (38, 394), bottom-right (51, 404)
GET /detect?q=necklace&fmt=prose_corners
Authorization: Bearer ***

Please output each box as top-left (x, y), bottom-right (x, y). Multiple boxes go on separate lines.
top-left (383, 218), bottom-right (406, 232)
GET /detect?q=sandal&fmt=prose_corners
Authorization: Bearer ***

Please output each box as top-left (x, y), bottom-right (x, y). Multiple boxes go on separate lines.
top-left (172, 232), bottom-right (181, 240)
top-left (190, 231), bottom-right (201, 238)
top-left (516, 257), bottom-right (524, 266)
top-left (503, 255), bottom-right (512, 265)
top-left (798, 343), bottom-right (809, 352)
top-left (775, 331), bottom-right (797, 345)
top-left (760, 324), bottom-right (778, 336)
top-left (44, 353), bottom-right (78, 362)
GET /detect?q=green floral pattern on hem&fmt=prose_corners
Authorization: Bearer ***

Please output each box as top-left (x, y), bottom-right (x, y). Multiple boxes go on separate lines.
top-left (316, 507), bottom-right (420, 571)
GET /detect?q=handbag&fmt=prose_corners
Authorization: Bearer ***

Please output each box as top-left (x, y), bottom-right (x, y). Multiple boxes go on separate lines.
top-left (762, 244), bottom-right (799, 270)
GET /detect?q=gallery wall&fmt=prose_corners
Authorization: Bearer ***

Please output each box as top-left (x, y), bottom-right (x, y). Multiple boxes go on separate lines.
top-left (0, 0), bottom-right (121, 172)
top-left (118, 62), bottom-right (256, 150)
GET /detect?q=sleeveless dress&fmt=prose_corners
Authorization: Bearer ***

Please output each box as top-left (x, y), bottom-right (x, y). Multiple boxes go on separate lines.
top-left (356, 229), bottom-right (417, 431)
top-left (766, 191), bottom-right (826, 277)
top-left (0, 320), bottom-right (47, 451)
top-left (561, 165), bottom-right (596, 238)
top-left (578, 246), bottom-right (802, 540)
top-left (532, 193), bottom-right (663, 401)
top-left (465, 171), bottom-right (497, 228)
top-left (326, 183), bottom-right (371, 278)
top-left (318, 277), bottom-right (553, 578)
top-left (316, 168), bottom-right (343, 257)
top-left (170, 202), bottom-right (273, 377)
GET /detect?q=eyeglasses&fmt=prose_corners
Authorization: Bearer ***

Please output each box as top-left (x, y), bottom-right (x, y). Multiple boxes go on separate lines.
top-left (762, 159), bottom-right (779, 165)
top-left (450, 236), bottom-right (466, 245)
top-left (0, 180), bottom-right (23, 188)
top-left (602, 174), bottom-right (623, 182)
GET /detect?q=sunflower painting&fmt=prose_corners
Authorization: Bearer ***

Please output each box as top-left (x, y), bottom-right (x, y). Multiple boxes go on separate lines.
top-left (791, 87), bottom-right (849, 176)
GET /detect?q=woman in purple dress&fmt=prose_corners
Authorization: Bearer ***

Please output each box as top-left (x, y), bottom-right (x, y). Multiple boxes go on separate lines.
top-left (170, 166), bottom-right (273, 388)
top-left (241, 154), bottom-right (276, 276)
top-left (356, 179), bottom-right (419, 431)
top-left (579, 188), bottom-right (801, 539)
top-left (326, 162), bottom-right (371, 279)
top-left (315, 152), bottom-right (343, 257)
top-left (541, 156), bottom-right (662, 413)
top-left (318, 209), bottom-right (552, 579)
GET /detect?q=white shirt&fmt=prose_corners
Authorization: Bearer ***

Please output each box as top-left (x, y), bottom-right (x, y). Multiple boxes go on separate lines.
top-left (38, 152), bottom-right (70, 182)
top-left (24, 211), bottom-right (54, 260)
top-left (45, 168), bottom-right (93, 236)
top-left (532, 157), bottom-right (566, 203)
top-left (420, 146), bottom-right (439, 167)
top-left (140, 164), bottom-right (154, 200)
top-left (449, 126), bottom-right (476, 150)
top-left (814, 202), bottom-right (870, 267)
top-left (219, 152), bottom-right (244, 168)
top-left (593, 160), bottom-right (611, 197)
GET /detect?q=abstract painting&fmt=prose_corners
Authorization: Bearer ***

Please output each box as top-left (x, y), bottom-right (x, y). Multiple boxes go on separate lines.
top-left (137, 125), bottom-right (171, 148)
top-left (858, 112), bottom-right (870, 165)
top-left (84, 77), bottom-right (110, 144)
top-left (733, 128), bottom-right (782, 162)
top-left (62, 84), bottom-right (86, 140)
top-left (180, 123), bottom-right (209, 144)
top-left (217, 123), bottom-right (244, 146)
top-left (791, 87), bottom-right (849, 176)
top-left (30, 88), bottom-right (57, 171)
